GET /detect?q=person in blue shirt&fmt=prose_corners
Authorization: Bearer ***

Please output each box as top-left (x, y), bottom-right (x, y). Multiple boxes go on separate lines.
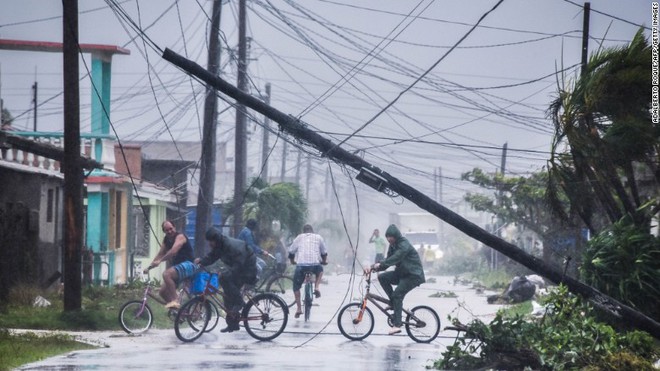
top-left (237, 219), bottom-right (268, 277)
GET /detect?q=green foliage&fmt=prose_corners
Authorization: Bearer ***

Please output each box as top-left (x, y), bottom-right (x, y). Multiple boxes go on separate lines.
top-left (256, 182), bottom-right (307, 237)
top-left (7, 284), bottom-right (42, 307)
top-left (0, 329), bottom-right (94, 371)
top-left (471, 268), bottom-right (513, 291)
top-left (434, 285), bottom-right (659, 370)
top-left (547, 28), bottom-right (657, 232)
top-left (0, 282), bottom-right (169, 331)
top-left (462, 168), bottom-right (579, 242)
top-left (581, 209), bottom-right (660, 321)
top-left (500, 300), bottom-right (532, 319)
top-left (224, 177), bottom-right (307, 239)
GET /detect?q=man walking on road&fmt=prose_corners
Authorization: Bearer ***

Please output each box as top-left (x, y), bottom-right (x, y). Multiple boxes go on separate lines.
top-left (369, 228), bottom-right (387, 263)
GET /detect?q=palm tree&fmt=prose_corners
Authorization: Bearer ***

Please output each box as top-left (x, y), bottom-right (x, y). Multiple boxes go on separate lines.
top-left (547, 28), bottom-right (657, 234)
top-left (224, 177), bottom-right (307, 242)
top-left (548, 29), bottom-right (660, 321)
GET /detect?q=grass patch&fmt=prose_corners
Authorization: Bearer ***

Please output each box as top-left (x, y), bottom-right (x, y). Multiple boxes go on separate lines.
top-left (0, 329), bottom-right (95, 371)
top-left (0, 282), bottom-right (175, 331)
top-left (500, 300), bottom-right (532, 318)
top-left (0, 280), bottom-right (180, 369)
top-left (470, 269), bottom-right (512, 291)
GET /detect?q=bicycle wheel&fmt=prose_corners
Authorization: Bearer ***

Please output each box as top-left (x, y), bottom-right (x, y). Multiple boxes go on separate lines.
top-left (265, 275), bottom-right (295, 308)
top-left (303, 282), bottom-right (313, 322)
top-left (337, 303), bottom-right (374, 341)
top-left (174, 297), bottom-right (211, 342)
top-left (119, 300), bottom-right (153, 334)
top-left (204, 301), bottom-right (223, 332)
top-left (405, 305), bottom-right (440, 343)
top-left (242, 293), bottom-right (288, 341)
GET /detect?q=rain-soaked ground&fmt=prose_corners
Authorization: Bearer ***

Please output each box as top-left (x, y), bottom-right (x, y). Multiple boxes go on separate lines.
top-left (16, 271), bottom-right (504, 370)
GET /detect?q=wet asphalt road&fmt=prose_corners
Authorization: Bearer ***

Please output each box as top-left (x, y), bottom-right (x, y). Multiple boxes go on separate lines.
top-left (16, 272), bottom-right (504, 370)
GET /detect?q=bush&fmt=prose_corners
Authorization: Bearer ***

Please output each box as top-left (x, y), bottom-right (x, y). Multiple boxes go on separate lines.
top-left (581, 213), bottom-right (660, 322)
top-left (434, 285), bottom-right (659, 370)
top-left (7, 284), bottom-right (42, 307)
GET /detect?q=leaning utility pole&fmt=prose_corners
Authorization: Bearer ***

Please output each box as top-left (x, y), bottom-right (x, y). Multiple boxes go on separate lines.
top-left (232, 0), bottom-right (248, 235)
top-left (161, 48), bottom-right (660, 339)
top-left (194, 0), bottom-right (222, 257)
top-left (62, 0), bottom-right (84, 311)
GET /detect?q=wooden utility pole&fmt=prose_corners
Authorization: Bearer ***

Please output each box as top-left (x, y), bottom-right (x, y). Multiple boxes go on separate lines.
top-left (62, 0), bottom-right (83, 311)
top-left (581, 2), bottom-right (591, 76)
top-left (233, 0), bottom-right (248, 235)
top-left (32, 81), bottom-right (37, 131)
top-left (305, 155), bottom-right (312, 200)
top-left (492, 142), bottom-right (507, 270)
top-left (260, 83), bottom-right (271, 181)
top-left (160, 48), bottom-right (660, 338)
top-left (437, 167), bottom-right (444, 244)
top-left (194, 0), bottom-right (222, 256)
top-left (295, 149), bottom-right (302, 185)
top-left (280, 140), bottom-right (288, 182)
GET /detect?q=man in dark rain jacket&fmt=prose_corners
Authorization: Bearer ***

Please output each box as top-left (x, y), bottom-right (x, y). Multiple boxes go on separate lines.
top-left (195, 227), bottom-right (258, 333)
top-left (365, 224), bottom-right (425, 335)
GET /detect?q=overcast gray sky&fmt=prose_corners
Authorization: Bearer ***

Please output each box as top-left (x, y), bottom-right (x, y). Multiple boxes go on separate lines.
top-left (0, 0), bottom-right (652, 233)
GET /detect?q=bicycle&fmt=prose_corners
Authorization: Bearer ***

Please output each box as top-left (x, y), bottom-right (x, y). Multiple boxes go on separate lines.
top-left (337, 270), bottom-right (440, 343)
top-left (174, 268), bottom-right (289, 343)
top-left (251, 253), bottom-right (295, 308)
top-left (302, 271), bottom-right (315, 322)
top-left (118, 270), bottom-right (221, 335)
top-left (290, 260), bottom-right (327, 321)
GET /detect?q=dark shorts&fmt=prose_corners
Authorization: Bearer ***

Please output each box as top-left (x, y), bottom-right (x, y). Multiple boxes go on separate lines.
top-left (293, 265), bottom-right (323, 291)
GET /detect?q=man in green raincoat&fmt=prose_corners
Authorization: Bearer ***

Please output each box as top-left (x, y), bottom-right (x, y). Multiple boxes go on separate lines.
top-left (365, 224), bottom-right (426, 335)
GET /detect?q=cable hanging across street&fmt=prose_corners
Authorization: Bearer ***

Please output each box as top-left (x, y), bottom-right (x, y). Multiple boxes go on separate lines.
top-left (161, 47), bottom-right (660, 340)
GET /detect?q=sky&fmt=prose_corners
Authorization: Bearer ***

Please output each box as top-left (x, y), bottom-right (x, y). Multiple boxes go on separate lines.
top-left (0, 0), bottom-right (653, 239)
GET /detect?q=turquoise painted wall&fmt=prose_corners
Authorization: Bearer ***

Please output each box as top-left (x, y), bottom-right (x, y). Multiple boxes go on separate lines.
top-left (90, 56), bottom-right (112, 161)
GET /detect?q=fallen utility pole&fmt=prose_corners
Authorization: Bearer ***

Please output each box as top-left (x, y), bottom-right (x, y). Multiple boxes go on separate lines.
top-left (162, 48), bottom-right (660, 339)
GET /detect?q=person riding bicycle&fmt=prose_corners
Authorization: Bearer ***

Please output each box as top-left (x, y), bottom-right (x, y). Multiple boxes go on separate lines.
top-left (237, 218), bottom-right (269, 278)
top-left (288, 224), bottom-right (328, 319)
top-left (364, 224), bottom-right (425, 335)
top-left (144, 220), bottom-right (195, 310)
top-left (195, 227), bottom-right (258, 333)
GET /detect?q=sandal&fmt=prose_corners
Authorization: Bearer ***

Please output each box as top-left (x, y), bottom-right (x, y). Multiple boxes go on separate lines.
top-left (165, 301), bottom-right (180, 310)
top-left (294, 311), bottom-right (303, 319)
top-left (388, 326), bottom-right (401, 335)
